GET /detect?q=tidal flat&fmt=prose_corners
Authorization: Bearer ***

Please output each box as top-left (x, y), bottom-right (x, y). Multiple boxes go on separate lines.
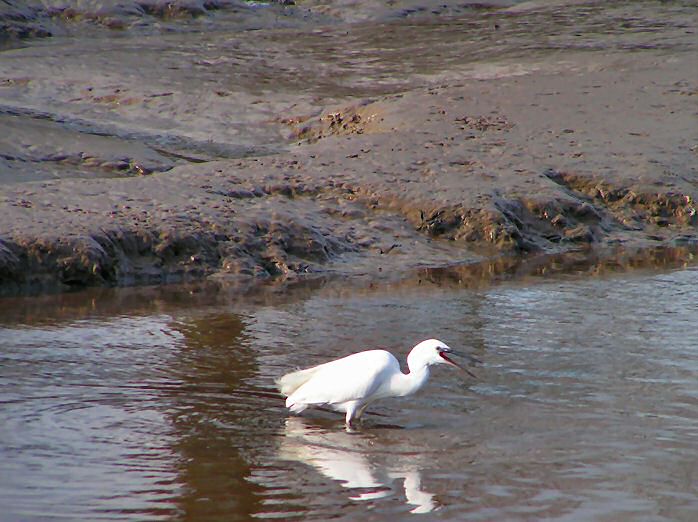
top-left (0, 0), bottom-right (696, 293)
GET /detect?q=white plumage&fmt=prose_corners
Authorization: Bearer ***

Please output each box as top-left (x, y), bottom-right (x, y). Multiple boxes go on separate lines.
top-left (277, 339), bottom-right (475, 427)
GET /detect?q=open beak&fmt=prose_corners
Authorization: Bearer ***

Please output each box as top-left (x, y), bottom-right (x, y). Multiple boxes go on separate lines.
top-left (439, 350), bottom-right (481, 379)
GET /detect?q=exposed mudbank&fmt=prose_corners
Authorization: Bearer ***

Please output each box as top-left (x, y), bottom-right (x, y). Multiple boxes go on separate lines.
top-left (1, 0), bottom-right (696, 295)
top-left (2, 242), bottom-right (696, 326)
top-left (0, 0), bottom-right (511, 47)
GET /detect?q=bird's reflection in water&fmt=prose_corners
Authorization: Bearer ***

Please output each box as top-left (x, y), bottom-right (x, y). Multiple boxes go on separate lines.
top-left (279, 417), bottom-right (437, 514)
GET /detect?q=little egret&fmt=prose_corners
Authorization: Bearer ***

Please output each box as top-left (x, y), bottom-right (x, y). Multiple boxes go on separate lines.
top-left (277, 339), bottom-right (478, 427)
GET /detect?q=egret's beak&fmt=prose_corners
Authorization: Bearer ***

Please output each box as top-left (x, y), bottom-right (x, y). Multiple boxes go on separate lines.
top-left (438, 349), bottom-right (481, 378)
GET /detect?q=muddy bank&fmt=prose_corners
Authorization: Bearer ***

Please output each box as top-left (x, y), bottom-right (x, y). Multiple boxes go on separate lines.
top-left (1, 0), bottom-right (696, 295)
top-left (0, 0), bottom-right (513, 49)
top-left (2, 243), bottom-right (696, 328)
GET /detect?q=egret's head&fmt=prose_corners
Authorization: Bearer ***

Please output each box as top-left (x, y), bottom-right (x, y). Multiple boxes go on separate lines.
top-left (409, 339), bottom-right (458, 368)
top-left (408, 339), bottom-right (478, 377)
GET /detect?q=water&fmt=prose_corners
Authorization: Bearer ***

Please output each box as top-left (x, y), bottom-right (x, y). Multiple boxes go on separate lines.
top-left (1, 265), bottom-right (697, 520)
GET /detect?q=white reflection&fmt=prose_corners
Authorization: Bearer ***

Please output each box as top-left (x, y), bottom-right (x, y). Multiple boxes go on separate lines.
top-left (279, 417), bottom-right (437, 514)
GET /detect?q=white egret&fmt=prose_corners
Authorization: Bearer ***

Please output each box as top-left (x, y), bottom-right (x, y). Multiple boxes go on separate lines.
top-left (277, 339), bottom-right (478, 427)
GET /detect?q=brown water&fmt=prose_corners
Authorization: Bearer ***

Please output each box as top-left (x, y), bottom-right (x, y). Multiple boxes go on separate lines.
top-left (1, 263), bottom-right (697, 520)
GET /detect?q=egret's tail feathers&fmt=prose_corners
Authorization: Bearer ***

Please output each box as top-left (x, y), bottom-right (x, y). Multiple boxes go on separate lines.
top-left (286, 397), bottom-right (308, 414)
top-left (276, 362), bottom-right (331, 397)
top-left (277, 368), bottom-right (316, 397)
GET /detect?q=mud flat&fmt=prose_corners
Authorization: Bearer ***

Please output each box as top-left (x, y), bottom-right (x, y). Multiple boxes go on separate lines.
top-left (0, 0), bottom-right (696, 294)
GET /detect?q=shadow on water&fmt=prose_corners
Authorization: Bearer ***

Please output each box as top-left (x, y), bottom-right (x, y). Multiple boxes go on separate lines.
top-left (165, 314), bottom-right (265, 520)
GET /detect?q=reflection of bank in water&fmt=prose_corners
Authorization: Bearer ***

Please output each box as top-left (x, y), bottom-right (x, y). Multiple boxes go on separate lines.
top-left (279, 417), bottom-right (437, 514)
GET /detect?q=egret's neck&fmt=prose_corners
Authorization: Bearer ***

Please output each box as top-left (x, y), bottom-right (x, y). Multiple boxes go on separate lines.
top-left (391, 362), bottom-right (430, 397)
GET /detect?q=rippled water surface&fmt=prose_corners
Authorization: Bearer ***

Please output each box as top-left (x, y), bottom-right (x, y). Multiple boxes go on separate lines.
top-left (1, 265), bottom-right (697, 520)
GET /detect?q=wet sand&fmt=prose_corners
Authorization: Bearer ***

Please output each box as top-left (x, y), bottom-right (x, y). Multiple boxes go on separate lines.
top-left (1, 0), bottom-right (697, 294)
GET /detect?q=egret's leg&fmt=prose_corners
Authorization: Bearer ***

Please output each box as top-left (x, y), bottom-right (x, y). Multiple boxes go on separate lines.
top-left (356, 402), bottom-right (371, 420)
top-left (345, 402), bottom-right (359, 427)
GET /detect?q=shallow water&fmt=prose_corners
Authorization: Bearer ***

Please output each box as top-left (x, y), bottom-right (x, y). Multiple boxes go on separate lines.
top-left (1, 264), bottom-right (697, 520)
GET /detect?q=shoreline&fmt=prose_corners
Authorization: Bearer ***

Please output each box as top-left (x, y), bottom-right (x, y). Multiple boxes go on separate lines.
top-left (2, 242), bottom-right (697, 319)
top-left (1, 2), bottom-right (696, 296)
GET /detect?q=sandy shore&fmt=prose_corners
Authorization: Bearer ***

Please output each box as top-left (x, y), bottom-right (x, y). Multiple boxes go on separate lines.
top-left (1, 0), bottom-right (696, 294)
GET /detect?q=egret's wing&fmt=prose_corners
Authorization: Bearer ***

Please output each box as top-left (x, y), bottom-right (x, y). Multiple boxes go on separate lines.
top-left (277, 359), bottom-right (338, 397)
top-left (287, 350), bottom-right (397, 407)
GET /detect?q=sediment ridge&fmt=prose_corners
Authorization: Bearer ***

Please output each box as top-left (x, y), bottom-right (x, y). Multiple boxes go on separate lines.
top-left (1, 0), bottom-right (696, 295)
